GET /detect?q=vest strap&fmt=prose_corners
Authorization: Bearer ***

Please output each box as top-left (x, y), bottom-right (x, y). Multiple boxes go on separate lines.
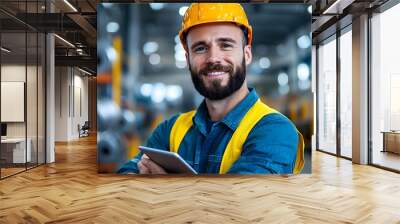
top-left (219, 99), bottom-right (277, 173)
top-left (169, 111), bottom-right (196, 153)
top-left (293, 132), bottom-right (305, 174)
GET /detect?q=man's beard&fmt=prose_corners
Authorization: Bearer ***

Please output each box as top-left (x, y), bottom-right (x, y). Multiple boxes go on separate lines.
top-left (189, 58), bottom-right (246, 100)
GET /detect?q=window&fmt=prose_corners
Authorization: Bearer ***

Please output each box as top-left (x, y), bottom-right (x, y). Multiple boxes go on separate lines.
top-left (370, 3), bottom-right (400, 171)
top-left (317, 37), bottom-right (337, 154)
top-left (339, 28), bottom-right (352, 158)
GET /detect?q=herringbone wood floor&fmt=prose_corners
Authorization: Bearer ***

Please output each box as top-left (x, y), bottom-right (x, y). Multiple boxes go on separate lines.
top-left (1, 135), bottom-right (400, 223)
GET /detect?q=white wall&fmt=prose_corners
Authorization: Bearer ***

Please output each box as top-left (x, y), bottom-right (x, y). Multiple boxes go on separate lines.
top-left (55, 67), bottom-right (69, 141)
top-left (1, 65), bottom-right (38, 138)
top-left (1, 82), bottom-right (25, 122)
top-left (1, 64), bottom-right (46, 164)
top-left (1, 65), bottom-right (26, 81)
top-left (54, 67), bottom-right (89, 141)
top-left (1, 65), bottom-right (26, 139)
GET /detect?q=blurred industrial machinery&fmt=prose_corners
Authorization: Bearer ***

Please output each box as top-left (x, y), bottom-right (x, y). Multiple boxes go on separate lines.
top-left (97, 4), bottom-right (144, 173)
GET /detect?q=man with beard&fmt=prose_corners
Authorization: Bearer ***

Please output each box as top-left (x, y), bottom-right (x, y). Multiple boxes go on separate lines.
top-left (118, 3), bottom-right (304, 174)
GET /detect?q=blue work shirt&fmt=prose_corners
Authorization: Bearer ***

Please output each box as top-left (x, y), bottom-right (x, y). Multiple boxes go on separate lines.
top-left (118, 88), bottom-right (299, 174)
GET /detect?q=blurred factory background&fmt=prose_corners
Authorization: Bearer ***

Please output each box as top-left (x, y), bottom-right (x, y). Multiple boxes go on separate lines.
top-left (97, 3), bottom-right (312, 173)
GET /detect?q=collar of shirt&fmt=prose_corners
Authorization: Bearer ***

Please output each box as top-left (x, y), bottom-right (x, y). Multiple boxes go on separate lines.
top-left (193, 88), bottom-right (259, 135)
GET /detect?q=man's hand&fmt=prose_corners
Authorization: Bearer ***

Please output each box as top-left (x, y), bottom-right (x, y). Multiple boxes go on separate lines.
top-left (137, 154), bottom-right (167, 174)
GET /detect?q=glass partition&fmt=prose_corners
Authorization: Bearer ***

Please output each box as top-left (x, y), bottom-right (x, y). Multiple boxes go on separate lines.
top-left (0, 1), bottom-right (46, 179)
top-left (1, 30), bottom-right (28, 177)
top-left (27, 30), bottom-right (38, 169)
top-left (317, 36), bottom-right (337, 154)
top-left (339, 28), bottom-right (352, 158)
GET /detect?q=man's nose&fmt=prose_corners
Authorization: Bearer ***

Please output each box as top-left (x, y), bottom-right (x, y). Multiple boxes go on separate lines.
top-left (206, 46), bottom-right (223, 64)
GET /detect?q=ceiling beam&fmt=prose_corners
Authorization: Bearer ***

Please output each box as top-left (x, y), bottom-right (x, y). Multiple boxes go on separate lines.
top-left (55, 55), bottom-right (96, 70)
top-left (322, 0), bottom-right (356, 14)
top-left (67, 13), bottom-right (97, 39)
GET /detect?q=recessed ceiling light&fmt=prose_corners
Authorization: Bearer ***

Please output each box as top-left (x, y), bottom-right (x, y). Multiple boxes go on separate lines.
top-left (78, 67), bottom-right (93, 76)
top-left (54, 34), bottom-right (75, 48)
top-left (63, 0), bottom-right (78, 12)
top-left (1, 47), bottom-right (11, 53)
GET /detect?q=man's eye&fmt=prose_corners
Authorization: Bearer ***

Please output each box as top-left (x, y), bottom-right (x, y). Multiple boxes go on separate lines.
top-left (221, 43), bottom-right (233, 49)
top-left (194, 46), bottom-right (206, 53)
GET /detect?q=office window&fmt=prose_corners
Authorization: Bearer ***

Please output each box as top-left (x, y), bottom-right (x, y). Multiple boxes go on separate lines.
top-left (371, 3), bottom-right (400, 171)
top-left (0, 1), bottom-right (46, 179)
top-left (339, 29), bottom-right (352, 158)
top-left (317, 37), bottom-right (337, 154)
top-left (1, 30), bottom-right (28, 178)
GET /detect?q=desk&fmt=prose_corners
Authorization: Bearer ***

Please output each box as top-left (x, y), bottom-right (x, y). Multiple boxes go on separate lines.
top-left (382, 131), bottom-right (400, 154)
top-left (1, 138), bottom-right (31, 163)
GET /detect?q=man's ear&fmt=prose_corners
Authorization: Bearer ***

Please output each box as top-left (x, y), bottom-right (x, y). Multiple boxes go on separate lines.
top-left (244, 45), bottom-right (252, 66)
top-left (185, 51), bottom-right (189, 67)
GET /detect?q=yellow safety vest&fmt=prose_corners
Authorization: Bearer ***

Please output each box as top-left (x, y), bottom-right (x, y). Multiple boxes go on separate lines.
top-left (169, 99), bottom-right (305, 174)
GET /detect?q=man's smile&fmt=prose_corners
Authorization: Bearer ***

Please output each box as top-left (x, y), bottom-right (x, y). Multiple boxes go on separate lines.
top-left (206, 71), bottom-right (228, 78)
top-left (200, 65), bottom-right (232, 79)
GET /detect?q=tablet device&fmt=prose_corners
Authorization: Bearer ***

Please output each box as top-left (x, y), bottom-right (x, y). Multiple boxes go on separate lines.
top-left (139, 146), bottom-right (198, 174)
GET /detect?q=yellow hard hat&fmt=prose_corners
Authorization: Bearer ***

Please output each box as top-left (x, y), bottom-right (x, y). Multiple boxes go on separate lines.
top-left (179, 3), bottom-right (253, 49)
